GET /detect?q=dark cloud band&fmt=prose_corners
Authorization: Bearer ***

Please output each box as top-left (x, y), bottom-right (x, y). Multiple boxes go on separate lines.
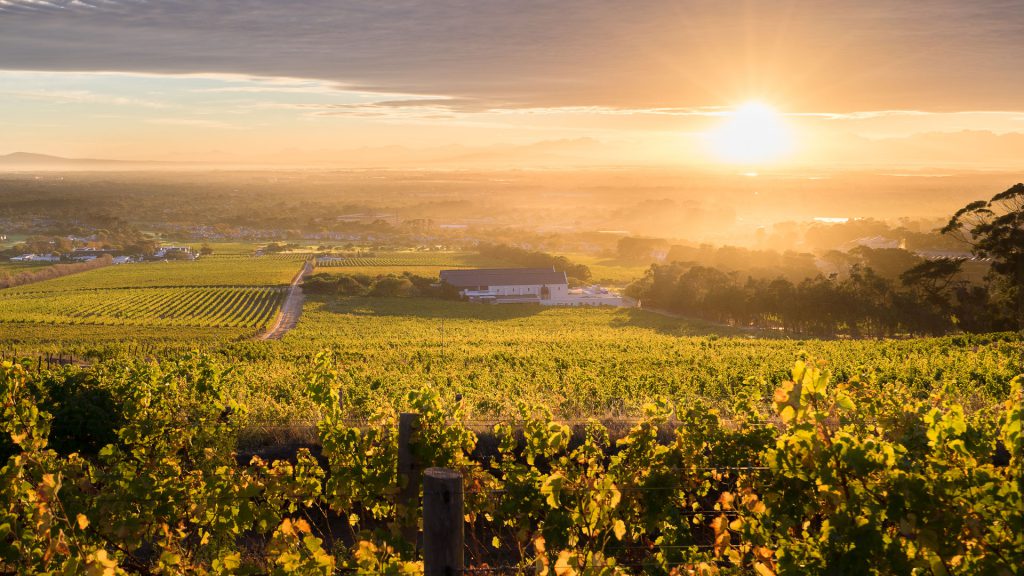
top-left (0, 0), bottom-right (1021, 111)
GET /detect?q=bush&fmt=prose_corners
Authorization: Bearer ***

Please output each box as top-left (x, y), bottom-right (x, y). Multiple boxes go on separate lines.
top-left (337, 275), bottom-right (370, 296)
top-left (305, 272), bottom-right (440, 298)
top-left (41, 372), bottom-right (122, 457)
top-left (368, 277), bottom-right (415, 297)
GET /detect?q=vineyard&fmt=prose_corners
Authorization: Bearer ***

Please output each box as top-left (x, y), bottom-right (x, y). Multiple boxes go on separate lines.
top-left (0, 257), bottom-right (304, 346)
top-left (0, 286), bottom-right (284, 328)
top-left (0, 251), bottom-right (1021, 574)
top-left (316, 252), bottom-right (485, 267)
top-left (3, 293), bottom-right (1021, 426)
top-left (2, 353), bottom-right (1020, 575)
top-left (0, 258), bottom-right (301, 292)
top-left (0, 323), bottom-right (253, 353)
top-left (313, 252), bottom-right (507, 278)
top-left (195, 254), bottom-right (312, 263)
top-left (258, 297), bottom-right (1022, 418)
top-left (1, 247), bottom-right (1021, 574)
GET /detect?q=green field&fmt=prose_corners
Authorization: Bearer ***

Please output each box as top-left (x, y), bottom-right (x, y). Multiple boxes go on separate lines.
top-left (311, 251), bottom-right (511, 281)
top-left (313, 251), bottom-right (505, 276)
top-left (0, 260), bottom-right (55, 274)
top-left (316, 251), bottom-right (490, 266)
top-left (0, 233), bottom-right (28, 249)
top-left (182, 241), bottom-right (262, 254)
top-left (564, 252), bottom-right (651, 284)
top-left (312, 251), bottom-right (648, 286)
top-left (1, 257), bottom-right (301, 292)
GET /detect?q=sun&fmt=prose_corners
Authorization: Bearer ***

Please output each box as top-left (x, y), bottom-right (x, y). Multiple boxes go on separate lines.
top-left (707, 101), bottom-right (794, 164)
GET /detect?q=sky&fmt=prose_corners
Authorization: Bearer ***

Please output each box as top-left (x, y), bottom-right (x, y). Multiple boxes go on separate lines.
top-left (1, 0), bottom-right (1023, 168)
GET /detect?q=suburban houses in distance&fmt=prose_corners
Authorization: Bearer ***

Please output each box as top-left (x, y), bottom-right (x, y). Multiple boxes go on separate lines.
top-left (7, 244), bottom-right (196, 265)
top-left (439, 267), bottom-right (626, 306)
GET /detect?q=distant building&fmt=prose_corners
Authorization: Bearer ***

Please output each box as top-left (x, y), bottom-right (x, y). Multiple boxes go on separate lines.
top-left (10, 254), bottom-right (60, 262)
top-left (153, 246), bottom-right (196, 260)
top-left (440, 268), bottom-right (569, 303)
top-left (840, 236), bottom-right (903, 251)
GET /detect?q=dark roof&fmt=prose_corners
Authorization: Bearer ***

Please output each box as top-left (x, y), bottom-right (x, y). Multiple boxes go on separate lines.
top-left (440, 267), bottom-right (567, 287)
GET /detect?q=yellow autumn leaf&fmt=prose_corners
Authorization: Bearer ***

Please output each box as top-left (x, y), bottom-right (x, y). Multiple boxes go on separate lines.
top-left (613, 519), bottom-right (626, 540)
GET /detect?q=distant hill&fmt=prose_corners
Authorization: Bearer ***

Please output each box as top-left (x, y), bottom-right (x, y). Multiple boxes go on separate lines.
top-left (0, 152), bottom-right (165, 170)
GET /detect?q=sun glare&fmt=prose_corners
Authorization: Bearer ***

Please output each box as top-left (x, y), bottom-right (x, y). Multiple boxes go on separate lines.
top-left (708, 101), bottom-right (794, 164)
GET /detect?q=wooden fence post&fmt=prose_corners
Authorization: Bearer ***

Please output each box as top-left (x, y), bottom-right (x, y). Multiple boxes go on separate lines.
top-left (423, 467), bottom-right (464, 576)
top-left (397, 412), bottom-right (422, 546)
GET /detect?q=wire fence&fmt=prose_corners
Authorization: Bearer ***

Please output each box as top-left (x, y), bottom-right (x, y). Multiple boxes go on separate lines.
top-left (35, 460), bottom-right (768, 575)
top-left (231, 418), bottom-right (782, 430)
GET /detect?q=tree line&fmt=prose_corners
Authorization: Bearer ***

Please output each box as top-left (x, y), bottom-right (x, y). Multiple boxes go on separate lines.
top-left (303, 271), bottom-right (460, 299)
top-left (477, 242), bottom-right (591, 282)
top-left (627, 185), bottom-right (1024, 336)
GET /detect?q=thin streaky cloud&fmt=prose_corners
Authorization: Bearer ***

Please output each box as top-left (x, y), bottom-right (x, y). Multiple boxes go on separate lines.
top-left (0, 88), bottom-right (170, 108)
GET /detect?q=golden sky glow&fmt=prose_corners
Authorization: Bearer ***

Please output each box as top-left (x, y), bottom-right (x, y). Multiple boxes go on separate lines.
top-left (0, 1), bottom-right (1023, 169)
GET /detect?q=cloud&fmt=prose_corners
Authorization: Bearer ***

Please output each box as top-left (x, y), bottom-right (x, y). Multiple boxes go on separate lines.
top-left (145, 117), bottom-right (243, 129)
top-left (0, 87), bottom-right (169, 108)
top-left (0, 1), bottom-right (1022, 112)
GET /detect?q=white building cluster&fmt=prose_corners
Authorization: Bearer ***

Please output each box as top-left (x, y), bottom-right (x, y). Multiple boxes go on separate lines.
top-left (439, 268), bottom-right (626, 307)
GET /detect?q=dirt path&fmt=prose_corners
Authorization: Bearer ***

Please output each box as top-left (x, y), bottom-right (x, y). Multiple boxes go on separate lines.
top-left (259, 260), bottom-right (313, 340)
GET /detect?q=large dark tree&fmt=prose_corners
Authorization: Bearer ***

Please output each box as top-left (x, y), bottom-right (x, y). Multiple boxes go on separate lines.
top-left (900, 258), bottom-right (962, 294)
top-left (942, 183), bottom-right (1024, 329)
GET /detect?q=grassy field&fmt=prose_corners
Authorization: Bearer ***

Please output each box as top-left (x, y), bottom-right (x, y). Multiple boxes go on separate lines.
top-left (182, 241), bottom-right (262, 254)
top-left (563, 253), bottom-right (651, 285)
top-left (0, 233), bottom-right (28, 249)
top-left (312, 251), bottom-right (508, 277)
top-left (1, 257), bottom-right (301, 293)
top-left (312, 250), bottom-right (650, 286)
top-left (0, 261), bottom-right (55, 273)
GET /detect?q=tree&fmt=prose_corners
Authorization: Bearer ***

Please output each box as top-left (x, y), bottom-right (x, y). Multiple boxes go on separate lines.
top-left (849, 246), bottom-right (922, 280)
top-left (942, 183), bottom-right (1024, 328)
top-left (616, 237), bottom-right (668, 262)
top-left (900, 258), bottom-right (963, 300)
top-left (199, 243), bottom-right (214, 256)
top-left (368, 276), bottom-right (415, 297)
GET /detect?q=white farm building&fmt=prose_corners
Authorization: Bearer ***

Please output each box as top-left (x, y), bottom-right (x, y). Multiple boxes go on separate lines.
top-left (440, 268), bottom-right (569, 304)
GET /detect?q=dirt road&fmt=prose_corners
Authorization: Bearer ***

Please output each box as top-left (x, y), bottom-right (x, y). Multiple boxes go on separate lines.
top-left (258, 260), bottom-right (313, 340)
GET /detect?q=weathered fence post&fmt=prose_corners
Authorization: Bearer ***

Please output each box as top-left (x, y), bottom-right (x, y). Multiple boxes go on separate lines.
top-left (397, 412), bottom-right (422, 545)
top-left (423, 467), bottom-right (464, 576)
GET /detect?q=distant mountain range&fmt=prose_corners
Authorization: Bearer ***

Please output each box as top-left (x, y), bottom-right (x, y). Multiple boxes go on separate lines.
top-left (0, 152), bottom-right (146, 168)
top-left (0, 140), bottom-right (611, 170)
top-left (5, 129), bottom-right (1023, 170)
